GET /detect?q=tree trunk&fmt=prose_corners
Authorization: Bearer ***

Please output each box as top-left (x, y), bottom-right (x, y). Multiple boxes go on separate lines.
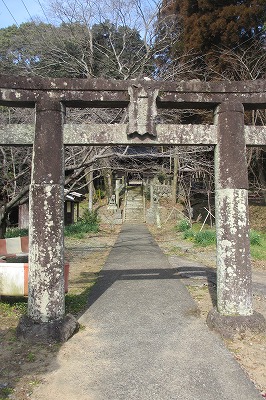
top-left (87, 168), bottom-right (94, 211)
top-left (172, 149), bottom-right (179, 204)
top-left (103, 169), bottom-right (113, 200)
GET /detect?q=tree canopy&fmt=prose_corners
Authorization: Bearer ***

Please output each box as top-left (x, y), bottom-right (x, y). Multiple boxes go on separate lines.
top-left (0, 20), bottom-right (151, 79)
top-left (162, 0), bottom-right (266, 53)
top-left (158, 0), bottom-right (266, 79)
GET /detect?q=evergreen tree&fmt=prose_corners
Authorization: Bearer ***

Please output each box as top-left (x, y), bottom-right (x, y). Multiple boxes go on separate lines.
top-left (162, 0), bottom-right (265, 53)
top-left (158, 0), bottom-right (266, 78)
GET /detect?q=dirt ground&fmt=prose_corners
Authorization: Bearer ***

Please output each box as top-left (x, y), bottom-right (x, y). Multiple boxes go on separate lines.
top-left (1, 218), bottom-right (266, 399)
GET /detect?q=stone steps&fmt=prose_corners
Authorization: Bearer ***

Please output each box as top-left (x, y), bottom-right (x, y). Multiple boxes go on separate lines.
top-left (124, 188), bottom-right (144, 222)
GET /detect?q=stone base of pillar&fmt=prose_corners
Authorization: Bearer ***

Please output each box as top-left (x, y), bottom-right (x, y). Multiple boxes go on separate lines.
top-left (207, 308), bottom-right (266, 339)
top-left (16, 314), bottom-right (79, 343)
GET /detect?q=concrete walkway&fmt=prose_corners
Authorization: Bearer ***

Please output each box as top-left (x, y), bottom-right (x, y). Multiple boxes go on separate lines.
top-left (33, 224), bottom-right (262, 400)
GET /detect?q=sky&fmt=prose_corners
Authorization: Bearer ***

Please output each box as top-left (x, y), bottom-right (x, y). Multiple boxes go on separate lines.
top-left (0, 0), bottom-right (157, 29)
top-left (0, 0), bottom-right (45, 28)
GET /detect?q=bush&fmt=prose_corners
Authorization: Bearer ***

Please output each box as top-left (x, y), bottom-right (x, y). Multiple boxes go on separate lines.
top-left (81, 209), bottom-right (99, 225)
top-left (176, 219), bottom-right (191, 232)
top-left (183, 229), bottom-right (195, 240)
top-left (194, 230), bottom-right (216, 247)
top-left (64, 210), bottom-right (100, 238)
top-left (5, 228), bottom-right (29, 238)
top-left (250, 230), bottom-right (261, 246)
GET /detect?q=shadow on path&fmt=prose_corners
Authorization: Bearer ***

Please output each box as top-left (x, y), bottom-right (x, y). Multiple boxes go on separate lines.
top-left (86, 265), bottom-right (217, 309)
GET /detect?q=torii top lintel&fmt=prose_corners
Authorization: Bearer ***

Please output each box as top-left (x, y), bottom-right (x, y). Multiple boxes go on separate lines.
top-left (0, 74), bottom-right (265, 109)
top-left (0, 75), bottom-right (265, 146)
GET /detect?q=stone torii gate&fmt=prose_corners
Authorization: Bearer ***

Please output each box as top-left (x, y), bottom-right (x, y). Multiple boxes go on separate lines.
top-left (0, 75), bottom-right (265, 341)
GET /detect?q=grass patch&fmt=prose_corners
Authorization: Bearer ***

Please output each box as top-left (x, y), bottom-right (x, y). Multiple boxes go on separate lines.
top-left (27, 351), bottom-right (36, 362)
top-left (194, 230), bottom-right (216, 247)
top-left (251, 232), bottom-right (266, 260)
top-left (4, 211), bottom-right (100, 240)
top-left (0, 286), bottom-right (96, 322)
top-left (65, 285), bottom-right (95, 315)
top-left (179, 224), bottom-right (266, 260)
top-left (181, 225), bottom-right (216, 247)
top-left (168, 245), bottom-right (186, 256)
top-left (64, 222), bottom-right (96, 239)
top-left (0, 297), bottom-right (27, 318)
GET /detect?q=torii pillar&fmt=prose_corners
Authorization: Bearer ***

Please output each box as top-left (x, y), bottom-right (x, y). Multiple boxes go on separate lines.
top-left (207, 102), bottom-right (265, 336)
top-left (17, 96), bottom-right (78, 342)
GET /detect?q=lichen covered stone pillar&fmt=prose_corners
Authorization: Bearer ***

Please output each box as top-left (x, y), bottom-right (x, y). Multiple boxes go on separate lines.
top-left (17, 93), bottom-right (79, 342)
top-left (215, 101), bottom-right (252, 315)
top-left (207, 102), bottom-right (265, 336)
top-left (28, 97), bottom-right (65, 322)
top-left (17, 96), bottom-right (78, 342)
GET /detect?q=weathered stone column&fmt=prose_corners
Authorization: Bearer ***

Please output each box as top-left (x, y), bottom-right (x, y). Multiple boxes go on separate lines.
top-left (29, 98), bottom-right (65, 322)
top-left (17, 96), bottom-right (78, 342)
top-left (207, 102), bottom-right (265, 336)
top-left (215, 102), bottom-right (251, 315)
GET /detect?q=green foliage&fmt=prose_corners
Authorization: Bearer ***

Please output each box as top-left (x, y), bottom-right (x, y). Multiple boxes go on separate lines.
top-left (26, 352), bottom-right (36, 362)
top-left (250, 232), bottom-right (266, 260)
top-left (0, 386), bottom-right (14, 399)
top-left (180, 225), bottom-right (266, 253)
top-left (64, 210), bottom-right (99, 238)
top-left (94, 188), bottom-right (106, 201)
top-left (176, 219), bottom-right (191, 232)
top-left (157, 171), bottom-right (167, 184)
top-left (65, 287), bottom-right (93, 315)
top-left (194, 230), bottom-right (216, 247)
top-left (182, 229), bottom-right (195, 240)
top-left (178, 220), bottom-right (216, 246)
top-left (5, 228), bottom-right (28, 238)
top-left (91, 21), bottom-right (148, 79)
top-left (0, 297), bottom-right (27, 317)
top-left (249, 230), bottom-right (262, 246)
top-left (0, 23), bottom-right (43, 75)
top-left (82, 209), bottom-right (100, 225)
